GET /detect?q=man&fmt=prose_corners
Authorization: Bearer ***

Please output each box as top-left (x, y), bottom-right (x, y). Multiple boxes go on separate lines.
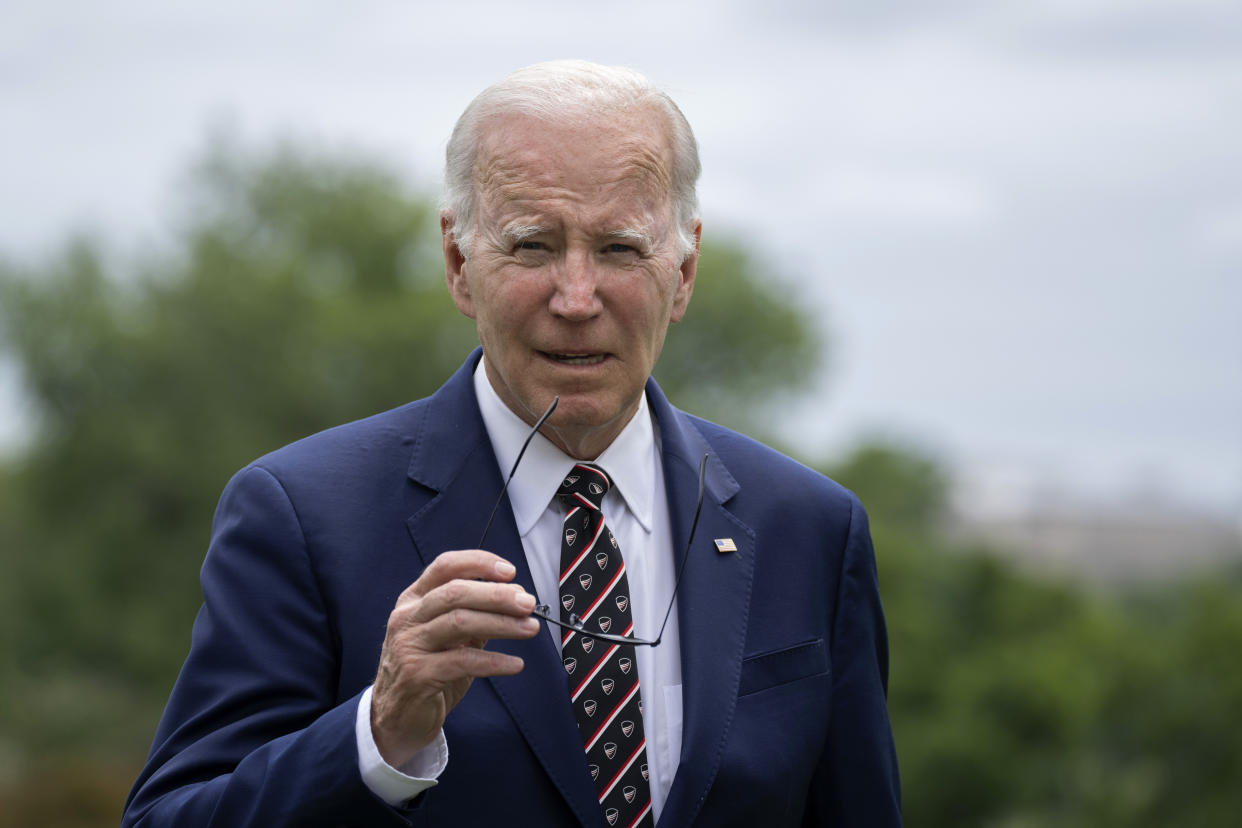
top-left (123, 60), bottom-right (901, 827)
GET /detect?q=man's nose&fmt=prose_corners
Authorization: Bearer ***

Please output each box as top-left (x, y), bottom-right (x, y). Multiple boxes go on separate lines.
top-left (548, 250), bottom-right (604, 320)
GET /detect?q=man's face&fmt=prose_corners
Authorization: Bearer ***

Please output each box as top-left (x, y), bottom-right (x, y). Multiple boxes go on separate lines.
top-left (443, 107), bottom-right (699, 459)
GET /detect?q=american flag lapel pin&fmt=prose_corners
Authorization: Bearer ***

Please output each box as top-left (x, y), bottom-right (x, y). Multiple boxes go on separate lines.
top-left (714, 538), bottom-right (737, 554)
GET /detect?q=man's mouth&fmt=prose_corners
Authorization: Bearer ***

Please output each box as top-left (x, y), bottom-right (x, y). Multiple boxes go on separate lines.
top-left (542, 352), bottom-right (607, 366)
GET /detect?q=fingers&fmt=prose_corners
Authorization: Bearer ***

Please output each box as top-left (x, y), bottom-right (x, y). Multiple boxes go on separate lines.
top-left (403, 549), bottom-right (519, 599)
top-left (391, 579), bottom-right (541, 652)
top-left (392, 549), bottom-right (540, 646)
top-left (370, 549), bottom-right (541, 764)
top-left (417, 575), bottom-right (536, 621)
top-left (385, 549), bottom-right (541, 658)
top-left (415, 606), bottom-right (541, 651)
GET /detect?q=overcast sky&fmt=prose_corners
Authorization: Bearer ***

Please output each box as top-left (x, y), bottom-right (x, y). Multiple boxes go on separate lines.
top-left (3, 0), bottom-right (1240, 521)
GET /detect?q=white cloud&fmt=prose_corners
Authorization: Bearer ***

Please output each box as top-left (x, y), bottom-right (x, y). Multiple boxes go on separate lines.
top-left (1195, 205), bottom-right (1242, 249)
top-left (816, 164), bottom-right (996, 227)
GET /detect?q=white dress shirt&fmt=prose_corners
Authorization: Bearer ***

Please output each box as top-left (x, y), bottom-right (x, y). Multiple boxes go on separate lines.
top-left (357, 361), bottom-right (683, 819)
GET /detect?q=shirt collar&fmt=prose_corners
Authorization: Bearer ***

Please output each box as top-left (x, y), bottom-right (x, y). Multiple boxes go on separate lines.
top-left (473, 358), bottom-right (656, 537)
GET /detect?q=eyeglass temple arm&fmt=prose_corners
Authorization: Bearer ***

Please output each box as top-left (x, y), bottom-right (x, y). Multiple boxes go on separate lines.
top-left (477, 396), bottom-right (559, 549)
top-left (647, 452), bottom-right (708, 647)
top-left (478, 395), bottom-right (708, 650)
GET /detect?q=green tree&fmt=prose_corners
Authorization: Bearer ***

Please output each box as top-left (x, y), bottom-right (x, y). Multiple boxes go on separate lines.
top-left (654, 239), bottom-right (817, 435)
top-left (829, 444), bottom-right (1242, 828)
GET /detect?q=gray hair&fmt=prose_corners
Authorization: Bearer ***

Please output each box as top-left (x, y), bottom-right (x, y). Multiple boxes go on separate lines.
top-left (443, 60), bottom-right (701, 260)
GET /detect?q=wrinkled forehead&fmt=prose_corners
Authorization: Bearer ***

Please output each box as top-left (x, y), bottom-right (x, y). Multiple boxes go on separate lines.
top-left (471, 108), bottom-right (676, 218)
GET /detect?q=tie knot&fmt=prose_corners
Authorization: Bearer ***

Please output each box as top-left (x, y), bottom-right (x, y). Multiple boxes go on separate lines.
top-left (556, 463), bottom-right (612, 512)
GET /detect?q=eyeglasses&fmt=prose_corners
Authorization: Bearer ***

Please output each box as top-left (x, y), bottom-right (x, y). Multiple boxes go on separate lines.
top-left (478, 395), bottom-right (707, 647)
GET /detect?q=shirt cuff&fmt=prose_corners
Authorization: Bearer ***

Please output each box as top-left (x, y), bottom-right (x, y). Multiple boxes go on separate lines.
top-left (355, 684), bottom-right (449, 806)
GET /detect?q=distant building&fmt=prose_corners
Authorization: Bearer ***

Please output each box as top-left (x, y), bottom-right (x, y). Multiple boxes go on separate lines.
top-left (952, 504), bottom-right (1242, 582)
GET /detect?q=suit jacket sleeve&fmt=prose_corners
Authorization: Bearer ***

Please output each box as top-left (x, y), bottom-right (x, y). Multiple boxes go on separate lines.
top-left (122, 465), bottom-right (414, 828)
top-left (807, 495), bottom-right (902, 825)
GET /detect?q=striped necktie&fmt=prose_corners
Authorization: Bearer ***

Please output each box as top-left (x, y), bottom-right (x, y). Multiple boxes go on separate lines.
top-left (556, 463), bottom-right (653, 828)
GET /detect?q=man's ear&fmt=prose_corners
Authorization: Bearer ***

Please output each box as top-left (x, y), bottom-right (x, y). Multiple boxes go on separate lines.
top-left (442, 210), bottom-right (475, 319)
top-left (669, 221), bottom-right (701, 323)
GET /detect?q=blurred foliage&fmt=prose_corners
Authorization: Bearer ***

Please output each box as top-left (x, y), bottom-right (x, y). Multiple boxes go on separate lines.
top-left (1, 140), bottom-right (1239, 826)
top-left (655, 239), bottom-right (817, 426)
top-left (828, 446), bottom-right (1242, 828)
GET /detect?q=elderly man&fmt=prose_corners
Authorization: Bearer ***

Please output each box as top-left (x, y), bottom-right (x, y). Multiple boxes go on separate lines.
top-left (123, 61), bottom-right (901, 827)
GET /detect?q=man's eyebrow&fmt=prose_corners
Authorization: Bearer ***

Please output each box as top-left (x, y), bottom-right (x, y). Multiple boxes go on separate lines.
top-left (499, 223), bottom-right (548, 244)
top-left (603, 227), bottom-right (655, 248)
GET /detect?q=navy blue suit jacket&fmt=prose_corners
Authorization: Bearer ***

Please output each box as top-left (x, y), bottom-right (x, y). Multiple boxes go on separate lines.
top-left (124, 352), bottom-right (901, 826)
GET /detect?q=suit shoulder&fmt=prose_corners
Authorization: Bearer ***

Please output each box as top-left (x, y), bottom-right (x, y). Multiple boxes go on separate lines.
top-left (682, 414), bottom-right (860, 512)
top-left (240, 397), bottom-right (432, 486)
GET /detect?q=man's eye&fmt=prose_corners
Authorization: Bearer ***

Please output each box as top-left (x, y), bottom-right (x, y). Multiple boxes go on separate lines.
top-left (516, 241), bottom-right (546, 251)
top-left (604, 243), bottom-right (637, 254)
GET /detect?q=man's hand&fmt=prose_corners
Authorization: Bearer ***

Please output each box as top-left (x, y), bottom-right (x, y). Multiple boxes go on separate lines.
top-left (370, 550), bottom-right (540, 767)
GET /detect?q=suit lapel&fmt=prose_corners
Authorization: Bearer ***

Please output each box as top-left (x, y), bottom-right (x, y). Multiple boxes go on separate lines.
top-left (404, 353), bottom-right (605, 828)
top-left (646, 383), bottom-right (756, 828)
top-left (402, 358), bottom-right (755, 827)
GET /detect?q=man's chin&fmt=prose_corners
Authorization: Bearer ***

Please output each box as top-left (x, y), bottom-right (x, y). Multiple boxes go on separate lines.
top-left (536, 395), bottom-right (638, 458)
top-left (544, 399), bottom-right (617, 431)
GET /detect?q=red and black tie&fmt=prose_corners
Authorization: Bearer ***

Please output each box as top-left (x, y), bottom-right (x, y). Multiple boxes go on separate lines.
top-left (556, 463), bottom-right (653, 828)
